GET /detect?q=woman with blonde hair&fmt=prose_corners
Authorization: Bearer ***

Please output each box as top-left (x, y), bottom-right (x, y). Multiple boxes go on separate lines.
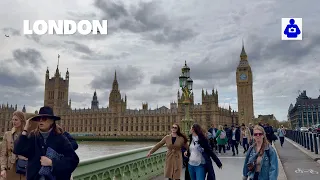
top-left (242, 125), bottom-right (278, 180)
top-left (0, 111), bottom-right (28, 180)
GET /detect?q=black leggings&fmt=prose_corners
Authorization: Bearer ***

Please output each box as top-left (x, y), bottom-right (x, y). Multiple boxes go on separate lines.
top-left (218, 145), bottom-right (226, 153)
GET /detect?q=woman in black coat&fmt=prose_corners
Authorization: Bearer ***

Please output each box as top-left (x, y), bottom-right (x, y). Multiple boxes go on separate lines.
top-left (184, 123), bottom-right (222, 180)
top-left (14, 106), bottom-right (79, 180)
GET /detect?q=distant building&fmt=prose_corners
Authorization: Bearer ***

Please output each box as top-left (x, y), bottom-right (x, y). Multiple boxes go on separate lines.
top-left (257, 114), bottom-right (277, 122)
top-left (288, 90), bottom-right (320, 128)
top-left (1, 45), bottom-right (256, 137)
top-left (39, 61), bottom-right (238, 138)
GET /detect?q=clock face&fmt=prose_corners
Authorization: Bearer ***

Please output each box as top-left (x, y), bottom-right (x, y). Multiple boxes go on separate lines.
top-left (240, 73), bottom-right (247, 80)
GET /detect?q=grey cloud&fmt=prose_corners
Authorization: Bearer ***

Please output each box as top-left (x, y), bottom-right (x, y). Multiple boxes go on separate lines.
top-left (80, 51), bottom-right (130, 61)
top-left (93, 0), bottom-right (197, 44)
top-left (64, 41), bottom-right (93, 55)
top-left (0, 48), bottom-right (44, 88)
top-left (150, 56), bottom-right (237, 87)
top-left (128, 87), bottom-right (177, 107)
top-left (0, 86), bottom-right (44, 108)
top-left (147, 27), bottom-right (198, 45)
top-left (25, 34), bottom-right (42, 43)
top-left (68, 91), bottom-right (94, 109)
top-left (90, 65), bottom-right (144, 90)
top-left (94, 0), bottom-right (128, 20)
top-left (2, 27), bottom-right (21, 36)
top-left (12, 48), bottom-right (45, 68)
top-left (247, 33), bottom-right (320, 67)
top-left (67, 12), bottom-right (97, 19)
top-left (0, 70), bottom-right (41, 88)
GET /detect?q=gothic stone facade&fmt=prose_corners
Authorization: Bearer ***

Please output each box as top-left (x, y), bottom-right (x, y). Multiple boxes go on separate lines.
top-left (236, 44), bottom-right (254, 125)
top-left (43, 65), bottom-right (238, 138)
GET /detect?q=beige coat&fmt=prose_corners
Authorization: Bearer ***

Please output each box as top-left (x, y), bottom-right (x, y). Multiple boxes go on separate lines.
top-left (0, 128), bottom-right (27, 180)
top-left (240, 127), bottom-right (252, 143)
top-left (150, 134), bottom-right (188, 179)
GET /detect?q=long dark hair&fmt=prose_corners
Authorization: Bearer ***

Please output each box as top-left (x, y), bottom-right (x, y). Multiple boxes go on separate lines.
top-left (33, 121), bottom-right (62, 136)
top-left (191, 123), bottom-right (206, 140)
top-left (173, 123), bottom-right (188, 143)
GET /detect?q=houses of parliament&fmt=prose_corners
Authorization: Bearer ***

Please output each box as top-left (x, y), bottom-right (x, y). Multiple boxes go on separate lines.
top-left (0, 45), bottom-right (255, 138)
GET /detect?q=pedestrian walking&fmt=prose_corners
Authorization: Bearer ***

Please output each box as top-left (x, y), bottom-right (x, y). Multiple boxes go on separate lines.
top-left (147, 123), bottom-right (188, 180)
top-left (13, 106), bottom-right (79, 180)
top-left (240, 123), bottom-right (251, 153)
top-left (208, 124), bottom-right (217, 152)
top-left (242, 125), bottom-right (278, 180)
top-left (230, 125), bottom-right (240, 156)
top-left (0, 111), bottom-right (27, 180)
top-left (216, 125), bottom-right (228, 154)
top-left (184, 123), bottom-right (222, 180)
top-left (277, 125), bottom-right (286, 147)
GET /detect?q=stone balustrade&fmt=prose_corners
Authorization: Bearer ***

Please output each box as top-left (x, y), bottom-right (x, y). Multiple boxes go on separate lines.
top-left (73, 146), bottom-right (167, 180)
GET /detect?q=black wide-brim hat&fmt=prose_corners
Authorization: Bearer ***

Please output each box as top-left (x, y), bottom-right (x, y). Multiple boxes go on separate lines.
top-left (29, 106), bottom-right (61, 121)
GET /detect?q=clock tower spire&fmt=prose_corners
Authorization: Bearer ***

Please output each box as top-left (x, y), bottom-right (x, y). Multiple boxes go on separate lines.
top-left (236, 42), bottom-right (254, 125)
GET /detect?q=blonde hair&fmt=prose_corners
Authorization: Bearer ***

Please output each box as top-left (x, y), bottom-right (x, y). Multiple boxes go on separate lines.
top-left (218, 125), bottom-right (223, 130)
top-left (253, 125), bottom-right (269, 153)
top-left (12, 111), bottom-right (26, 130)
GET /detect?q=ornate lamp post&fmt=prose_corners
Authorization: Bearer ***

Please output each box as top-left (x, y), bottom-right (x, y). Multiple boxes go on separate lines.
top-left (179, 61), bottom-right (194, 135)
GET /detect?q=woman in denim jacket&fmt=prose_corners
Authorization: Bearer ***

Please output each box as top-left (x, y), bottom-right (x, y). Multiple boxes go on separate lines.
top-left (242, 125), bottom-right (278, 180)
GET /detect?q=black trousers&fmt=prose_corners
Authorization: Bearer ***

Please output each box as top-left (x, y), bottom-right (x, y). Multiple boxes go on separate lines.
top-left (231, 140), bottom-right (239, 154)
top-left (279, 137), bottom-right (284, 146)
top-left (242, 138), bottom-right (249, 151)
top-left (218, 145), bottom-right (226, 153)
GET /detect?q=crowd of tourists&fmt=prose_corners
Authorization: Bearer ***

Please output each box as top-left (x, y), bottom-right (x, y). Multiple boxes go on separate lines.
top-left (148, 122), bottom-right (285, 180)
top-left (0, 106), bottom-right (79, 180)
top-left (0, 104), bottom-right (287, 180)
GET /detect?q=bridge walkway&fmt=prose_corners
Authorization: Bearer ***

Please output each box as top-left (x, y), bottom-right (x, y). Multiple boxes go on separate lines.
top-left (152, 146), bottom-right (245, 179)
top-left (275, 138), bottom-right (320, 180)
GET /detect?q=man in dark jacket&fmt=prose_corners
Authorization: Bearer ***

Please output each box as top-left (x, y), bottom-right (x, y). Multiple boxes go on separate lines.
top-left (208, 124), bottom-right (218, 151)
top-left (224, 125), bottom-right (231, 150)
top-left (264, 123), bottom-right (273, 145)
top-left (230, 125), bottom-right (240, 156)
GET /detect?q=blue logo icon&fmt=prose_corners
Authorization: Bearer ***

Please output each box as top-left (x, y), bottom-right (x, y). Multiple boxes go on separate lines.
top-left (281, 18), bottom-right (302, 40)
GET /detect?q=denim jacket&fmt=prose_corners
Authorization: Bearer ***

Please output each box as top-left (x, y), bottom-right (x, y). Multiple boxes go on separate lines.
top-left (242, 144), bottom-right (278, 180)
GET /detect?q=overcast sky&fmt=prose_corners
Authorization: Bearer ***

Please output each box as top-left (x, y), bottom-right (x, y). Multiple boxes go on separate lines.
top-left (0, 0), bottom-right (319, 121)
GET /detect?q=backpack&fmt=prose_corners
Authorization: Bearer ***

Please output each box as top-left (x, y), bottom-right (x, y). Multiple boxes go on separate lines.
top-left (220, 131), bottom-right (226, 139)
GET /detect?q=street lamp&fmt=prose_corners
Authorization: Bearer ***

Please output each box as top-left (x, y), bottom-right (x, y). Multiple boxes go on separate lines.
top-left (179, 61), bottom-right (193, 135)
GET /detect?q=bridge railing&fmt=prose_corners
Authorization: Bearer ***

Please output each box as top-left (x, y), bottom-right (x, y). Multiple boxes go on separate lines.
top-left (73, 146), bottom-right (167, 180)
top-left (285, 130), bottom-right (320, 155)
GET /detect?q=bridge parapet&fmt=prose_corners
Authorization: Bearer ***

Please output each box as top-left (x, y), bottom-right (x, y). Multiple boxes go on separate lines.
top-left (73, 146), bottom-right (167, 180)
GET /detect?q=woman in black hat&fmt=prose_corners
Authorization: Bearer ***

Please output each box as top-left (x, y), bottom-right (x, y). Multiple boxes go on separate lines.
top-left (13, 106), bottom-right (79, 180)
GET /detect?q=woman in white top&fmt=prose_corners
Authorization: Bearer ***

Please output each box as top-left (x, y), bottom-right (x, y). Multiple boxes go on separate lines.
top-left (184, 123), bottom-right (222, 180)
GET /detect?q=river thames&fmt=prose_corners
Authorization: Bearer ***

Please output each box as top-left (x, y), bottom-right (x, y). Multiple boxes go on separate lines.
top-left (75, 141), bottom-right (156, 160)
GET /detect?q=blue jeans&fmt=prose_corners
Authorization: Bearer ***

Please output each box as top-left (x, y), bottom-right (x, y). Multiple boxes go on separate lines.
top-left (188, 164), bottom-right (206, 180)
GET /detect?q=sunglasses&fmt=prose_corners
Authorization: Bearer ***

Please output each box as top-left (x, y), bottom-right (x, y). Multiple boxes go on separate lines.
top-left (253, 133), bottom-right (263, 137)
top-left (172, 126), bottom-right (178, 129)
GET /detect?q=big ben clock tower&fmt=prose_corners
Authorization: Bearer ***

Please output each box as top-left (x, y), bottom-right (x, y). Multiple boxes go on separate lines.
top-left (236, 42), bottom-right (254, 125)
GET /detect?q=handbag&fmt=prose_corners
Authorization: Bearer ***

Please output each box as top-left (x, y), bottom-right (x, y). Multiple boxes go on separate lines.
top-left (12, 134), bottom-right (28, 175)
top-left (16, 158), bottom-right (27, 175)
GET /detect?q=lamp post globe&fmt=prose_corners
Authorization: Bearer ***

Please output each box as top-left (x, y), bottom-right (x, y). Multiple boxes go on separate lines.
top-left (179, 74), bottom-right (187, 88)
top-left (187, 78), bottom-right (193, 90)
